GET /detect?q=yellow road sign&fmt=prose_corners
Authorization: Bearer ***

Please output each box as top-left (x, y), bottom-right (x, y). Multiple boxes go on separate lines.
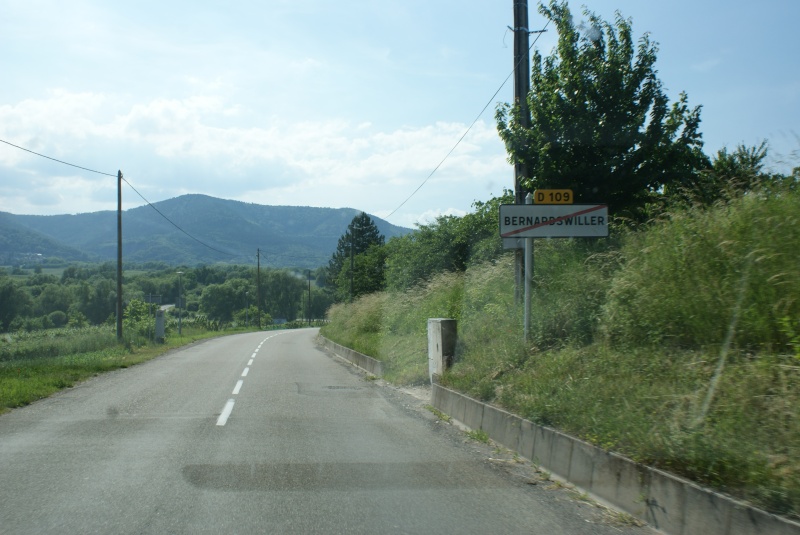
top-left (534, 189), bottom-right (573, 204)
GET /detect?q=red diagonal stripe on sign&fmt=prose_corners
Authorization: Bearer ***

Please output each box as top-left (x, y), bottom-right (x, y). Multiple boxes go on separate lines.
top-left (502, 205), bottom-right (606, 237)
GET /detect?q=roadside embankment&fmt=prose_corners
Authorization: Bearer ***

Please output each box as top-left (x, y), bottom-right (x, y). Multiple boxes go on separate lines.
top-left (320, 188), bottom-right (800, 527)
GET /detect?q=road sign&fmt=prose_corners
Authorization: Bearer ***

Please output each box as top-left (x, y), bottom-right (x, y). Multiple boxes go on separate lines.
top-left (499, 204), bottom-right (609, 238)
top-left (533, 189), bottom-right (573, 204)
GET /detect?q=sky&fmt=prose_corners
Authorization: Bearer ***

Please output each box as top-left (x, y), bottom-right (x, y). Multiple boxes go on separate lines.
top-left (1, 0), bottom-right (798, 229)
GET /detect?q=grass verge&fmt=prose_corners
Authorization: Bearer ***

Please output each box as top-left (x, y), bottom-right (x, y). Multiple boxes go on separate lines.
top-left (0, 325), bottom-right (258, 414)
top-left (321, 189), bottom-right (800, 519)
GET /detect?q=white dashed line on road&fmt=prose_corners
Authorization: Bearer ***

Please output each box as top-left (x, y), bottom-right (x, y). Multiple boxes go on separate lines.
top-left (216, 399), bottom-right (235, 426)
top-left (217, 333), bottom-right (288, 427)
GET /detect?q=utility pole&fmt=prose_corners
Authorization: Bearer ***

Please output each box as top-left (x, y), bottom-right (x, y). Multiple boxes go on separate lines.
top-left (349, 218), bottom-right (362, 302)
top-left (307, 270), bottom-right (312, 325)
top-left (349, 230), bottom-right (354, 302)
top-left (176, 271), bottom-right (183, 335)
top-left (116, 170), bottom-right (123, 342)
top-left (513, 0), bottom-right (531, 301)
top-left (524, 192), bottom-right (533, 340)
top-left (256, 249), bottom-right (262, 329)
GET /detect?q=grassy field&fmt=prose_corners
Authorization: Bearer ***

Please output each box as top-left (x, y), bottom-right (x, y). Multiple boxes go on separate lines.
top-left (0, 324), bottom-right (257, 414)
top-left (321, 189), bottom-right (800, 518)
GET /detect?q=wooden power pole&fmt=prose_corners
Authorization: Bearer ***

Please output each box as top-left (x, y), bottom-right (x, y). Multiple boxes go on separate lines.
top-left (513, 0), bottom-right (531, 300)
top-left (116, 170), bottom-right (123, 341)
top-left (256, 249), bottom-right (262, 329)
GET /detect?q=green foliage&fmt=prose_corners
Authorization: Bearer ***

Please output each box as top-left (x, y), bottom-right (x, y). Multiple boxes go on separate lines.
top-left (200, 280), bottom-right (246, 322)
top-left (47, 310), bottom-right (67, 328)
top-left (233, 305), bottom-right (260, 327)
top-left (465, 429), bottom-right (490, 443)
top-left (779, 316), bottom-right (800, 361)
top-left (669, 141), bottom-right (774, 207)
top-left (0, 277), bottom-right (32, 331)
top-left (602, 191), bottom-right (800, 350)
top-left (327, 212), bottom-right (385, 301)
top-left (123, 299), bottom-right (155, 342)
top-left (424, 405), bottom-right (452, 422)
top-left (496, 1), bottom-right (707, 219)
top-left (0, 322), bottom-right (258, 413)
top-left (259, 269), bottom-right (306, 321)
top-left (3, 260), bottom-right (328, 336)
top-left (384, 192), bottom-right (512, 291)
top-left (323, 186), bottom-right (800, 517)
top-left (0, 326), bottom-right (118, 362)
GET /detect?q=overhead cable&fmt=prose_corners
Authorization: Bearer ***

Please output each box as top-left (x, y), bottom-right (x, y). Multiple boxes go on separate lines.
top-left (0, 138), bottom-right (116, 177)
top-left (120, 176), bottom-right (237, 257)
top-left (0, 136), bottom-right (236, 257)
top-left (385, 21), bottom-right (550, 220)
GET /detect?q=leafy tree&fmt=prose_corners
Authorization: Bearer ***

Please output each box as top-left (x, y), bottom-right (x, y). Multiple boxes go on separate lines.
top-left (200, 279), bottom-right (250, 322)
top-left (335, 243), bottom-right (388, 300)
top-left (0, 278), bottom-right (32, 331)
top-left (61, 265), bottom-right (89, 283)
top-left (67, 308), bottom-right (89, 328)
top-left (308, 287), bottom-right (334, 320)
top-left (327, 213), bottom-right (385, 301)
top-left (259, 270), bottom-right (304, 321)
top-left (123, 298), bottom-right (154, 340)
top-left (234, 305), bottom-right (266, 327)
top-left (74, 279), bottom-right (117, 324)
top-left (48, 310), bottom-right (68, 328)
top-left (384, 192), bottom-right (512, 291)
top-left (35, 284), bottom-right (72, 316)
top-left (669, 141), bottom-right (770, 206)
top-left (496, 1), bottom-right (708, 220)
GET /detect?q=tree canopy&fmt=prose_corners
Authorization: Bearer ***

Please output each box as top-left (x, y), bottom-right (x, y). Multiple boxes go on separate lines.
top-left (496, 0), bottom-right (708, 220)
top-left (326, 212), bottom-right (385, 301)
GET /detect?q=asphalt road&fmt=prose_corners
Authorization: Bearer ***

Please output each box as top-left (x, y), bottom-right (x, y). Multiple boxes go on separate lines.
top-left (0, 329), bottom-right (654, 534)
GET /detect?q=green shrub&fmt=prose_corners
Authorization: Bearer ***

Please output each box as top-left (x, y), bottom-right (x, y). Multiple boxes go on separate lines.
top-left (602, 191), bottom-right (800, 350)
top-left (322, 188), bottom-right (800, 517)
top-left (0, 326), bottom-right (118, 362)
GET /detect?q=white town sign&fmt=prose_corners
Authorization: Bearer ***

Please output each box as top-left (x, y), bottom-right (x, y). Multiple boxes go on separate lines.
top-left (499, 204), bottom-right (609, 238)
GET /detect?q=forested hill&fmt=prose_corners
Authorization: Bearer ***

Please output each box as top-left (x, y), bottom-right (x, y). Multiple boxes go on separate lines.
top-left (1, 194), bottom-right (411, 268)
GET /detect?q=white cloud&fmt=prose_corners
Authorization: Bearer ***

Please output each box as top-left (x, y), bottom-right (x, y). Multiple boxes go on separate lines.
top-left (0, 91), bottom-right (512, 222)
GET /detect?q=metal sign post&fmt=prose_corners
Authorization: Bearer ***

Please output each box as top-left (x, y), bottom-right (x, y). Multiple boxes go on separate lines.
top-left (499, 196), bottom-right (608, 341)
top-left (524, 193), bottom-right (533, 341)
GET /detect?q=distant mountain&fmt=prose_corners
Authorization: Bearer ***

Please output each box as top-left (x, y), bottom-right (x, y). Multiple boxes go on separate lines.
top-left (1, 195), bottom-right (412, 268)
top-left (0, 212), bottom-right (92, 264)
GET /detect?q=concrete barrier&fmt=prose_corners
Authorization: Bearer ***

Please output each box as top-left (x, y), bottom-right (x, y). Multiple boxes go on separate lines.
top-left (431, 382), bottom-right (800, 535)
top-left (318, 337), bottom-right (384, 377)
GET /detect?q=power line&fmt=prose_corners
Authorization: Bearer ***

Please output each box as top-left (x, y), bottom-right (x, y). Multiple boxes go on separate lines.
top-left (120, 177), bottom-right (238, 257)
top-left (0, 138), bottom-right (117, 177)
top-left (0, 136), bottom-right (237, 257)
top-left (385, 21), bottom-right (550, 220)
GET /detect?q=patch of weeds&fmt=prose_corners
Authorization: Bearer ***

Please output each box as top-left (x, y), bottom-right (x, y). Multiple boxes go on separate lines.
top-left (570, 489), bottom-right (591, 502)
top-left (424, 405), bottom-right (451, 423)
top-left (465, 428), bottom-right (490, 443)
top-left (601, 508), bottom-right (646, 528)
